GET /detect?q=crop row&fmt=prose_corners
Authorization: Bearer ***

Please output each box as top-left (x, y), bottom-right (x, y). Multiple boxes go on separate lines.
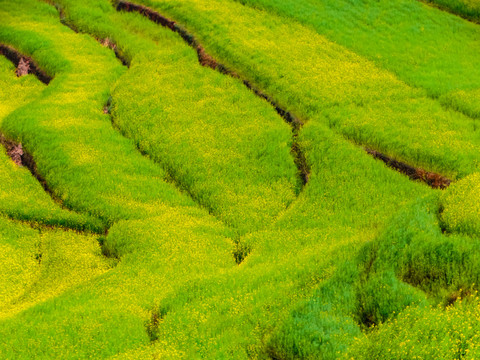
top-left (134, 0), bottom-right (480, 180)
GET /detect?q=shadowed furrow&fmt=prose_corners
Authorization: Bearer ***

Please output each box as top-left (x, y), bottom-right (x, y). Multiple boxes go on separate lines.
top-left (0, 47), bottom-right (104, 233)
top-left (0, 44), bottom-right (52, 84)
top-left (365, 148), bottom-right (451, 189)
top-left (0, 5), bottom-right (199, 226)
top-left (418, 0), bottom-right (480, 24)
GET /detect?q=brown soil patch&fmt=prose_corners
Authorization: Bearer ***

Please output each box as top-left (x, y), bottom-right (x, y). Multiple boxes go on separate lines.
top-left (0, 133), bottom-right (56, 198)
top-left (16, 57), bottom-right (30, 77)
top-left (116, 1), bottom-right (176, 30)
top-left (0, 134), bottom-right (24, 166)
top-left (99, 37), bottom-right (129, 66)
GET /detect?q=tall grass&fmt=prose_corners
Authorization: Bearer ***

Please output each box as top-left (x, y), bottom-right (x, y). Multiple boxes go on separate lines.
top-left (0, 49), bottom-right (103, 231)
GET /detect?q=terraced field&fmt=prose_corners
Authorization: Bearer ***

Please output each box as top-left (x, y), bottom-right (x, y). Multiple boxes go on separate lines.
top-left (1, 0), bottom-right (480, 358)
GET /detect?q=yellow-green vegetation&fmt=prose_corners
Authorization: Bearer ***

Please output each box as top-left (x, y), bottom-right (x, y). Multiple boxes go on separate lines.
top-left (0, 0), bottom-right (196, 225)
top-left (51, 0), bottom-right (298, 234)
top-left (1, 0), bottom-right (480, 358)
top-left (0, 49), bottom-right (102, 231)
top-left (0, 56), bottom-right (42, 121)
top-left (112, 56), bottom-right (297, 233)
top-left (0, 217), bottom-right (113, 320)
top-left (441, 173), bottom-right (480, 237)
top-left (346, 296), bottom-right (480, 359)
top-left (271, 196), bottom-right (480, 358)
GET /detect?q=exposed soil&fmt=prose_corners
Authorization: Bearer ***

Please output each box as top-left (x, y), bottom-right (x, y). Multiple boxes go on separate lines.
top-left (115, 0), bottom-right (310, 185)
top-left (0, 134), bottom-right (24, 166)
top-left (0, 44), bottom-right (52, 84)
top-left (49, 3), bottom-right (130, 67)
top-left (291, 138), bottom-right (309, 185)
top-left (365, 148), bottom-right (451, 189)
top-left (16, 57), bottom-right (30, 77)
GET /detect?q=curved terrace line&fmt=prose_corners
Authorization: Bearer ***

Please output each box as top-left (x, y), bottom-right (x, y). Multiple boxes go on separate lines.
top-left (45, 3), bottom-right (248, 270)
top-left (114, 0), bottom-right (310, 187)
top-left (51, 3), bottom-right (131, 67)
top-left (0, 133), bottom-right (108, 233)
top-left (365, 148), bottom-right (451, 189)
top-left (0, 44), bottom-right (52, 84)
top-left (102, 97), bottom-right (221, 221)
top-left (47, 1), bottom-right (249, 268)
top-left (0, 48), bottom-right (59, 200)
top-left (0, 47), bottom-right (110, 233)
top-left (49, 2), bottom-right (226, 222)
top-left (0, 133), bottom-right (67, 210)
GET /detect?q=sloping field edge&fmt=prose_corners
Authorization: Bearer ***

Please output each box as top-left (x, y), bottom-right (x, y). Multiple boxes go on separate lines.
top-left (418, 0), bottom-right (480, 25)
top-left (0, 44), bottom-right (52, 84)
top-left (365, 147), bottom-right (451, 189)
top-left (0, 133), bottom-right (68, 208)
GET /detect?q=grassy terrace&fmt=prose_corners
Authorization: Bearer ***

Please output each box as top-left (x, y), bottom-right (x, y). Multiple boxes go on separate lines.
top-left (127, 0), bottom-right (480, 181)
top-left (1, 0), bottom-right (480, 358)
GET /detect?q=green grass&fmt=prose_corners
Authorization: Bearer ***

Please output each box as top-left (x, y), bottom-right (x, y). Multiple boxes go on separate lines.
top-left (1, 0), bottom-right (480, 358)
top-left (112, 53), bottom-right (297, 233)
top-left (0, 51), bottom-right (103, 232)
top-left (270, 194), bottom-right (480, 358)
top-left (0, 56), bottom-right (43, 121)
top-left (0, 216), bottom-right (113, 321)
top-left (346, 295), bottom-right (480, 359)
top-left (0, 208), bottom-right (235, 358)
top-left (3, 0), bottom-right (300, 235)
top-left (441, 173), bottom-right (480, 237)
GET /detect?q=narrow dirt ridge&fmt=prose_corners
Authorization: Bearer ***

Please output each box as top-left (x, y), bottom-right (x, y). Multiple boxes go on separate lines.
top-left (0, 44), bottom-right (52, 84)
top-left (98, 37), bottom-right (130, 67)
top-left (418, 0), bottom-right (480, 25)
top-left (0, 135), bottom-right (108, 234)
top-left (115, 0), bottom-right (310, 187)
top-left (365, 148), bottom-right (451, 189)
